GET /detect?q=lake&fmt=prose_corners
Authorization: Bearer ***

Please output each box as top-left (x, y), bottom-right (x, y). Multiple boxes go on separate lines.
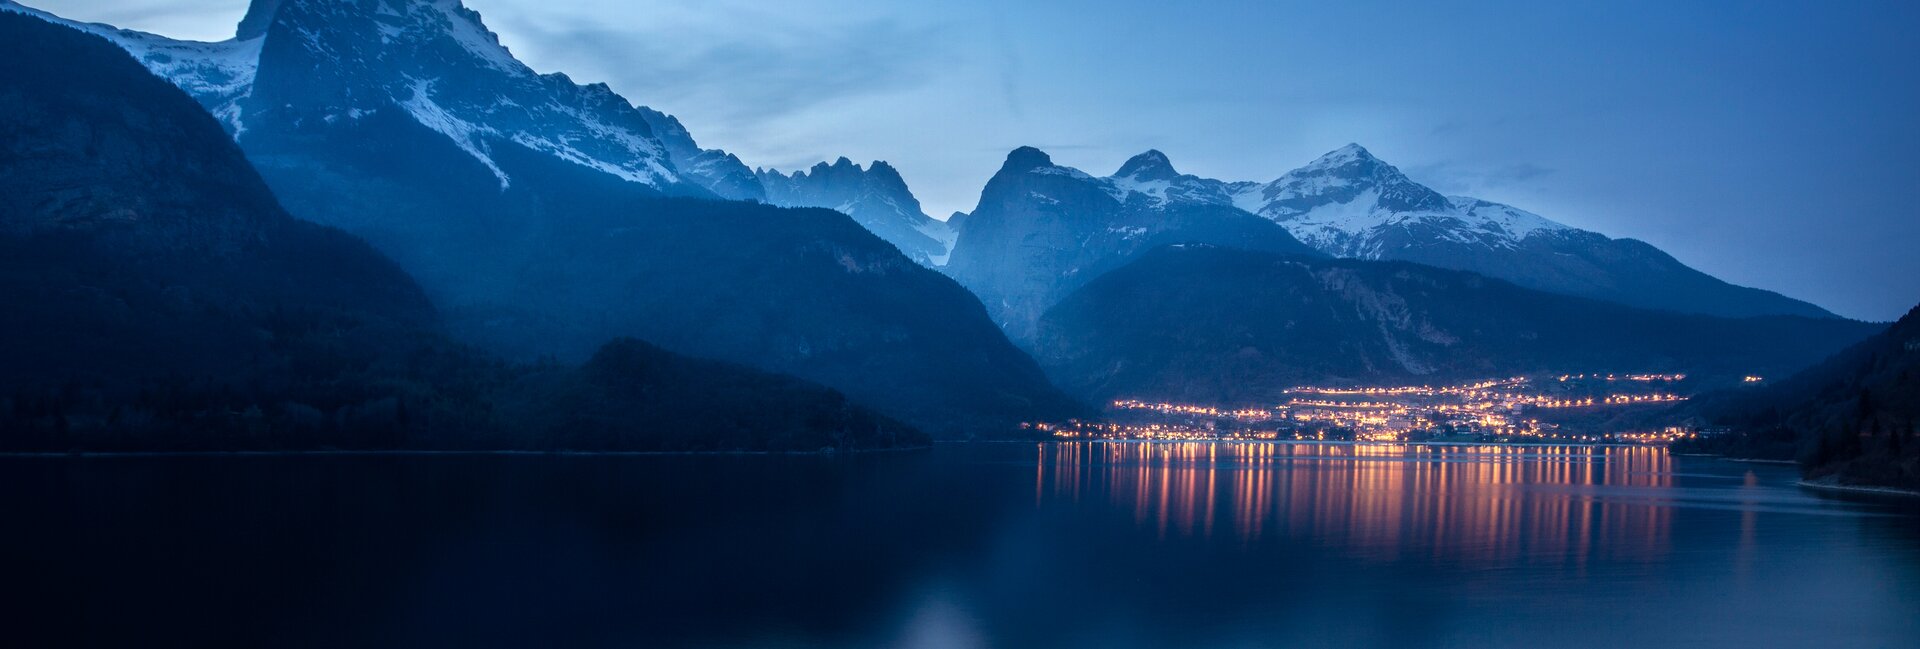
top-left (3, 443), bottom-right (1917, 648)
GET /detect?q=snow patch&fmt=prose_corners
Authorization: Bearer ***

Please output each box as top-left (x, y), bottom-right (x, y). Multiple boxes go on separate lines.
top-left (915, 218), bottom-right (957, 266)
top-left (400, 79), bottom-right (510, 189)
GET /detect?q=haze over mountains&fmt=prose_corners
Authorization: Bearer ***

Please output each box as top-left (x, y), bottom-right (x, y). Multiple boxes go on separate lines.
top-left (4, 0), bottom-right (1841, 327)
top-left (1, 0), bottom-right (1899, 457)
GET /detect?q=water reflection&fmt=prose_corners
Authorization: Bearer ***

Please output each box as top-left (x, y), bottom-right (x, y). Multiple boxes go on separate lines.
top-left (2, 446), bottom-right (1915, 648)
top-left (1036, 443), bottom-right (1675, 565)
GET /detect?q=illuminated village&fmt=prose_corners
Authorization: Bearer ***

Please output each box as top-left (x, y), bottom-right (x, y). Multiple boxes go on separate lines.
top-left (1035, 373), bottom-right (1718, 445)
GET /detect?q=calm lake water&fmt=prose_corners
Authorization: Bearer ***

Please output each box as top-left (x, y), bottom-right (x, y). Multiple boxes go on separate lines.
top-left (3, 443), bottom-right (1917, 648)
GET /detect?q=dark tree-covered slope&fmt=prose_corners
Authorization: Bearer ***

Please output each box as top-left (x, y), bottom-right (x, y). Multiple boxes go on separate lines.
top-left (1686, 304), bottom-right (1920, 489)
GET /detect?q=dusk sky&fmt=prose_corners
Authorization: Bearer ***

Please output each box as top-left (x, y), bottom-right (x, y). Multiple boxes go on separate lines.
top-left (36, 0), bottom-right (1920, 320)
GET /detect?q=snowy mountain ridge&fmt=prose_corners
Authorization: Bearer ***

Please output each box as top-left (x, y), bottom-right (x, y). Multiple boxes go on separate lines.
top-left (949, 144), bottom-right (1834, 320)
top-left (1222, 144), bottom-right (1571, 257)
top-left (1082, 144), bottom-right (1832, 319)
top-left (1074, 143), bottom-right (1574, 258)
top-left (2, 0), bottom-right (761, 198)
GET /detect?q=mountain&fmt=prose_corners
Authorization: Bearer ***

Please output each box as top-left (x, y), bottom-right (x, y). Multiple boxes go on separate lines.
top-left (1686, 304), bottom-right (1920, 489)
top-left (0, 11), bottom-right (924, 452)
top-left (945, 147), bottom-right (1322, 342)
top-left (1033, 245), bottom-right (1880, 406)
top-left (6, 0), bottom-right (1077, 436)
top-left (0, 0), bottom-right (761, 200)
top-left (757, 158), bottom-right (954, 266)
top-left (1186, 144), bottom-right (1834, 319)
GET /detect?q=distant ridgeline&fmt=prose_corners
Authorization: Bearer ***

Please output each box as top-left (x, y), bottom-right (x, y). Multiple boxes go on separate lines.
top-left (1683, 304), bottom-right (1920, 490)
top-left (0, 11), bottom-right (923, 453)
top-left (945, 144), bottom-right (1838, 340)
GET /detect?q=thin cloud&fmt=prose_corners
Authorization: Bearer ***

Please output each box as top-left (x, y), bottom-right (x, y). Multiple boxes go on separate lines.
top-left (491, 13), bottom-right (952, 125)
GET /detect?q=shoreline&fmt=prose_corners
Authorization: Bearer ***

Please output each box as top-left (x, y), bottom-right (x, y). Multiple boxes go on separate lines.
top-left (0, 445), bottom-right (933, 460)
top-left (1796, 479), bottom-right (1920, 498)
top-left (0, 438), bottom-right (1718, 458)
top-left (989, 439), bottom-right (1655, 449)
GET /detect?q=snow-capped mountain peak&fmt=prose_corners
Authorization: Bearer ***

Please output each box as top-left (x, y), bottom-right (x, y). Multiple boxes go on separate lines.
top-left (1308, 142), bottom-right (1377, 168)
top-left (1210, 144), bottom-right (1829, 318)
top-left (1247, 143), bottom-right (1452, 219)
top-left (8, 0), bottom-right (767, 199)
top-left (248, 0), bottom-right (678, 190)
top-left (1221, 144), bottom-right (1565, 255)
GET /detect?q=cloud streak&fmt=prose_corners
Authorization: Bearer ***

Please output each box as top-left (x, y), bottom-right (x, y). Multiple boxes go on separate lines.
top-left (479, 5), bottom-right (953, 125)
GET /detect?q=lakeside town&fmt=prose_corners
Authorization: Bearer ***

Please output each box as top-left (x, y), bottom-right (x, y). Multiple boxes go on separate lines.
top-left (1033, 373), bottom-right (1739, 445)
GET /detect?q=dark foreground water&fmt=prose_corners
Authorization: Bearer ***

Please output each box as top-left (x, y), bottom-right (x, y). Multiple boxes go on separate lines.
top-left (2, 443), bottom-right (1917, 648)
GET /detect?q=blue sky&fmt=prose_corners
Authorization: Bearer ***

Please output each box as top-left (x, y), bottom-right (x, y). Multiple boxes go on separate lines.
top-left (34, 0), bottom-right (1920, 321)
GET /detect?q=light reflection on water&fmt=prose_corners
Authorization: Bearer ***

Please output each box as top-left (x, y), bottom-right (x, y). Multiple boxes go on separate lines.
top-left (1035, 443), bottom-right (1679, 564)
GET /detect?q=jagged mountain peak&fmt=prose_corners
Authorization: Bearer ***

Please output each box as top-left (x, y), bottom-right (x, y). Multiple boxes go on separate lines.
top-left (265, 0), bottom-right (529, 77)
top-left (756, 157), bottom-right (952, 267)
top-left (1114, 149), bottom-right (1180, 181)
top-left (769, 157), bottom-right (899, 185)
top-left (242, 0), bottom-right (668, 189)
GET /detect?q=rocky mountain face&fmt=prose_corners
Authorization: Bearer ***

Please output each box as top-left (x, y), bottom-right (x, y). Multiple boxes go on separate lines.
top-left (0, 11), bottom-right (925, 452)
top-left (945, 148), bottom-right (1322, 343)
top-left (758, 158), bottom-right (954, 266)
top-left (1033, 245), bottom-right (1880, 406)
top-left (2, 0), bottom-right (758, 199)
top-left (1194, 144), bottom-right (1834, 319)
top-left (7, 0), bottom-right (1079, 436)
